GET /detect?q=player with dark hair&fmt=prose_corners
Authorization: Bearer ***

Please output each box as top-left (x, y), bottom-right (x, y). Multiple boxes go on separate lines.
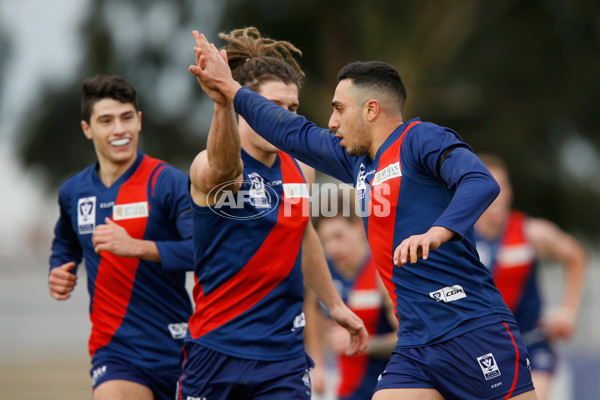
top-left (190, 34), bottom-right (538, 400)
top-left (48, 75), bottom-right (194, 400)
top-left (475, 154), bottom-right (587, 400)
top-left (180, 28), bottom-right (367, 400)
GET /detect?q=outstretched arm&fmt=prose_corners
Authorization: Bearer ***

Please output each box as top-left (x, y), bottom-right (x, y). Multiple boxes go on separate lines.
top-left (189, 32), bottom-right (243, 207)
top-left (302, 221), bottom-right (368, 356)
top-left (527, 218), bottom-right (587, 340)
top-left (189, 31), bottom-right (355, 183)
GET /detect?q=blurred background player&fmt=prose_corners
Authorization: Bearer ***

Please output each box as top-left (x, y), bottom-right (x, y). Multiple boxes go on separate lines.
top-left (305, 191), bottom-right (398, 400)
top-left (47, 75), bottom-right (194, 400)
top-left (474, 154), bottom-right (587, 400)
top-left (181, 28), bottom-right (367, 399)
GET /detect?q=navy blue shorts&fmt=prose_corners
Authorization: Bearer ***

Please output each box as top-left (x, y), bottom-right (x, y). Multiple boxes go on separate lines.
top-left (521, 328), bottom-right (557, 373)
top-left (375, 321), bottom-right (535, 400)
top-left (91, 357), bottom-right (179, 400)
top-left (178, 342), bottom-right (314, 400)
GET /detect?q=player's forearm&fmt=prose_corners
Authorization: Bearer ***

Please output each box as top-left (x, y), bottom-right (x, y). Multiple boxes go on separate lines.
top-left (233, 88), bottom-right (354, 183)
top-left (205, 102), bottom-right (243, 182)
top-left (131, 239), bottom-right (161, 263)
top-left (562, 247), bottom-right (587, 313)
top-left (302, 224), bottom-right (344, 310)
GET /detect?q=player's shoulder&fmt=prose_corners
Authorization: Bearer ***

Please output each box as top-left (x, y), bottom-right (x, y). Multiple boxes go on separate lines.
top-left (57, 164), bottom-right (96, 196)
top-left (408, 120), bottom-right (462, 140)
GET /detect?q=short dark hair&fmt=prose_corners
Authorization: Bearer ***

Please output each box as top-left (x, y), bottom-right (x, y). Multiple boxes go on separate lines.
top-left (337, 61), bottom-right (407, 109)
top-left (81, 75), bottom-right (138, 123)
top-left (219, 27), bottom-right (304, 92)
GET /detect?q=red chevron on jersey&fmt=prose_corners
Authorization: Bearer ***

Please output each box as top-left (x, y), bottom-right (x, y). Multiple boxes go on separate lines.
top-left (189, 152), bottom-right (309, 339)
top-left (88, 155), bottom-right (163, 357)
top-left (491, 211), bottom-right (536, 311)
top-left (367, 121), bottom-right (421, 314)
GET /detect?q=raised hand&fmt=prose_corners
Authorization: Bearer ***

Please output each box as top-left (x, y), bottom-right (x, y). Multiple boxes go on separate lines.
top-left (188, 31), bottom-right (242, 102)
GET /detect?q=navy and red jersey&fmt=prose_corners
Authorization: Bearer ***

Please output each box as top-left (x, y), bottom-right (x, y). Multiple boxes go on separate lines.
top-left (232, 87), bottom-right (516, 347)
top-left (327, 255), bottom-right (394, 399)
top-left (188, 149), bottom-right (310, 361)
top-left (50, 151), bottom-right (194, 372)
top-left (475, 211), bottom-right (541, 333)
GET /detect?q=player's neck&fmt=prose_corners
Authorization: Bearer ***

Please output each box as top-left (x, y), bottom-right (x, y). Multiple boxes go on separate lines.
top-left (97, 157), bottom-right (136, 187)
top-left (369, 119), bottom-right (404, 158)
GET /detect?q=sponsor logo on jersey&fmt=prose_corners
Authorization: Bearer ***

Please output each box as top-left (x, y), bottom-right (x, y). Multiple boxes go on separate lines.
top-left (186, 397), bottom-right (207, 400)
top-left (429, 285), bottom-right (467, 303)
top-left (291, 311), bottom-right (306, 332)
top-left (91, 365), bottom-right (107, 386)
top-left (113, 201), bottom-right (149, 220)
top-left (77, 196), bottom-right (96, 234)
top-left (477, 353), bottom-right (501, 380)
top-left (283, 183), bottom-right (309, 199)
top-left (168, 322), bottom-right (188, 339)
top-left (372, 162), bottom-right (401, 185)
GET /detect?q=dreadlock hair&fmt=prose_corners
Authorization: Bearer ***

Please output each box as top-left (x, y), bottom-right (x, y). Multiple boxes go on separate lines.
top-left (218, 27), bottom-right (304, 92)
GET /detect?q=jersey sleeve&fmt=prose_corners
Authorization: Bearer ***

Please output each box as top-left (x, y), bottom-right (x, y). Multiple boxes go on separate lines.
top-left (234, 87), bottom-right (355, 183)
top-left (49, 181), bottom-right (83, 272)
top-left (152, 166), bottom-right (195, 271)
top-left (401, 124), bottom-right (500, 238)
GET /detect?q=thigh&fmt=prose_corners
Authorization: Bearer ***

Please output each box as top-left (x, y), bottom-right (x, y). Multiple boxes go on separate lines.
top-left (372, 388), bottom-right (444, 400)
top-left (93, 380), bottom-right (153, 400)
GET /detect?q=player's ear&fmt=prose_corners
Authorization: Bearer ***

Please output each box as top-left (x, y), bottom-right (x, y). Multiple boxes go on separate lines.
top-left (364, 99), bottom-right (380, 122)
top-left (137, 111), bottom-right (142, 130)
top-left (81, 120), bottom-right (93, 140)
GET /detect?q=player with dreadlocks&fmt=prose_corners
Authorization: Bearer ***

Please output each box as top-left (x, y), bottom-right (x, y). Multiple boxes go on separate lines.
top-left (178, 27), bottom-right (368, 400)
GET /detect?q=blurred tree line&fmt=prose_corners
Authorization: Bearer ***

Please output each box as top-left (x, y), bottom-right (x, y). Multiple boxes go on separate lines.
top-left (15, 0), bottom-right (600, 239)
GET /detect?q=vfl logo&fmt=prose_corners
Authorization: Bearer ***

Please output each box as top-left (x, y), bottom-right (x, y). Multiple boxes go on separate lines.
top-left (477, 353), bottom-right (501, 380)
top-left (168, 322), bottom-right (188, 339)
top-left (77, 196), bottom-right (96, 234)
top-left (429, 285), bottom-right (467, 303)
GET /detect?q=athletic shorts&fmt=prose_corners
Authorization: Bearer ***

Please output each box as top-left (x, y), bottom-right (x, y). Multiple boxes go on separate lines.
top-left (375, 321), bottom-right (535, 400)
top-left (177, 342), bottom-right (314, 400)
top-left (90, 357), bottom-right (179, 400)
top-left (521, 328), bottom-right (557, 373)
